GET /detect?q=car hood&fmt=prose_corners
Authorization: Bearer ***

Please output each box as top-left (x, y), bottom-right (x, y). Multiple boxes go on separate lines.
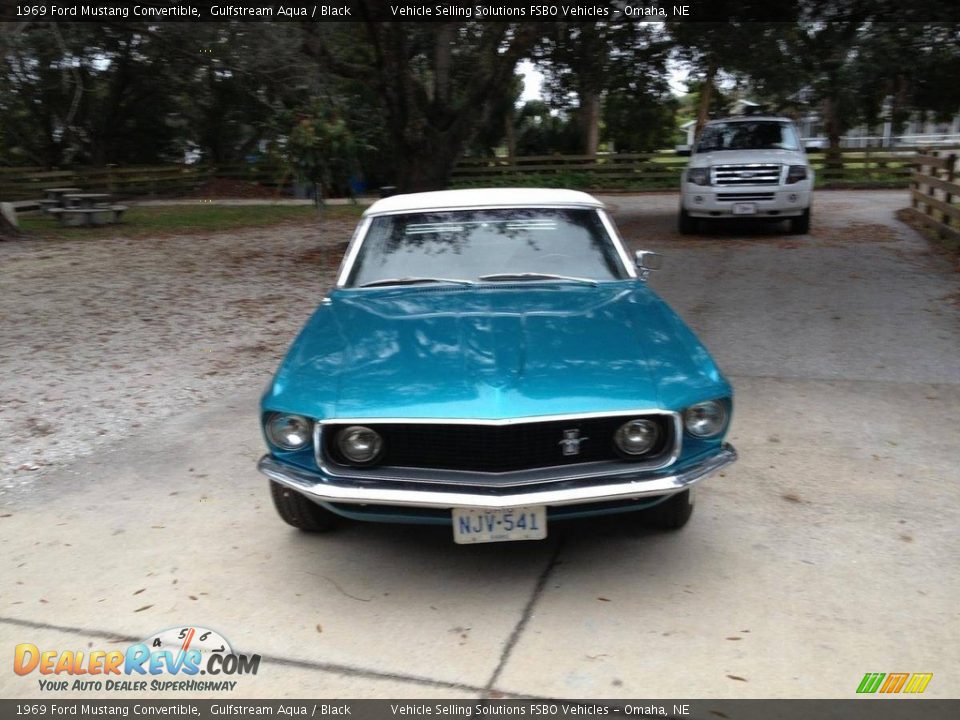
top-left (264, 283), bottom-right (730, 420)
top-left (690, 148), bottom-right (805, 167)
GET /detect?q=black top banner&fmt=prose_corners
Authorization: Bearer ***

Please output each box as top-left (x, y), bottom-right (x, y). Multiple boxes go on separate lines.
top-left (1, 0), bottom-right (959, 23)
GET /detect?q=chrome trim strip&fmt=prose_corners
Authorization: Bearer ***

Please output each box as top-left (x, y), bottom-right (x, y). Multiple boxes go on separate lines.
top-left (317, 408), bottom-right (676, 426)
top-left (258, 444), bottom-right (737, 509)
top-left (597, 208), bottom-right (638, 280)
top-left (335, 216), bottom-right (373, 287)
top-left (313, 410), bottom-right (682, 486)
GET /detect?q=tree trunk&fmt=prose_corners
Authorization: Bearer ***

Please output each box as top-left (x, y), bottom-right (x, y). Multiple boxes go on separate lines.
top-left (579, 90), bottom-right (601, 156)
top-left (694, 61), bottom-right (718, 141)
top-left (301, 20), bottom-right (542, 194)
top-left (823, 96), bottom-right (844, 174)
top-left (504, 106), bottom-right (516, 161)
top-left (395, 135), bottom-right (460, 192)
top-left (432, 24), bottom-right (453, 106)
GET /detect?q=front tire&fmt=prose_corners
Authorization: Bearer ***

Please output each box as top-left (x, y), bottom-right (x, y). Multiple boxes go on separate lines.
top-left (642, 490), bottom-right (695, 530)
top-left (678, 208), bottom-right (696, 235)
top-left (270, 481), bottom-right (339, 532)
top-left (789, 208), bottom-right (811, 235)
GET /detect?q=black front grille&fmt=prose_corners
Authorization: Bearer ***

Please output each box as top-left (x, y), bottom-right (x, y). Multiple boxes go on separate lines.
top-left (323, 415), bottom-right (673, 473)
top-left (716, 192), bottom-right (776, 202)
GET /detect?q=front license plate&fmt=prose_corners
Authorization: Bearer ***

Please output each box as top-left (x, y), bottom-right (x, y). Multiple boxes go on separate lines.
top-left (452, 506), bottom-right (547, 544)
top-left (732, 202), bottom-right (757, 215)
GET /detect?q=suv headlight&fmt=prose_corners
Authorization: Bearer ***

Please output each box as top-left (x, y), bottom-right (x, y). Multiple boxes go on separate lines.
top-left (265, 413), bottom-right (313, 450)
top-left (686, 167), bottom-right (711, 186)
top-left (786, 165), bottom-right (808, 184)
top-left (683, 401), bottom-right (728, 438)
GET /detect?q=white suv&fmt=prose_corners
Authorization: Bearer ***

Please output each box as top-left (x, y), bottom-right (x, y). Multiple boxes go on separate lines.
top-left (679, 116), bottom-right (814, 234)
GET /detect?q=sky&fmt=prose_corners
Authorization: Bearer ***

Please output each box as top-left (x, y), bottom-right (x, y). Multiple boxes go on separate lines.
top-left (517, 59), bottom-right (690, 106)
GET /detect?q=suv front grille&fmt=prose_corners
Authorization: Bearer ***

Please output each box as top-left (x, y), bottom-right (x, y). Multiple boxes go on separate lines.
top-left (713, 164), bottom-right (782, 186)
top-left (716, 192), bottom-right (776, 202)
top-left (322, 415), bottom-right (675, 475)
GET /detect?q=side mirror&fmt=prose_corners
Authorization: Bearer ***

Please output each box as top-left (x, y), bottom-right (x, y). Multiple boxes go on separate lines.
top-left (804, 143), bottom-right (823, 153)
top-left (634, 250), bottom-right (663, 280)
top-left (675, 145), bottom-right (692, 157)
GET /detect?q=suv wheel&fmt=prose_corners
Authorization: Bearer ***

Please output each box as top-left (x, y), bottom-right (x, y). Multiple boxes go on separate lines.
top-left (642, 490), bottom-right (695, 530)
top-left (789, 208), bottom-right (811, 235)
top-left (678, 208), bottom-right (696, 235)
top-left (270, 481), bottom-right (340, 532)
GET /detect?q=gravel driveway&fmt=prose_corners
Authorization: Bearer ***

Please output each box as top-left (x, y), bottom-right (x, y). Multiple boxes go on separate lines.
top-left (0, 190), bottom-right (957, 700)
top-left (1, 217), bottom-right (354, 490)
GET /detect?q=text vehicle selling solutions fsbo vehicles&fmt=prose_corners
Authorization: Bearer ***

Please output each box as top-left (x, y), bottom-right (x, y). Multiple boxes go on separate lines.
top-left (258, 189), bottom-right (737, 544)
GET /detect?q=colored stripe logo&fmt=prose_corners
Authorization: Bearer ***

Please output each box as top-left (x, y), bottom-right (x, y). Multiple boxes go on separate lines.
top-left (857, 672), bottom-right (933, 694)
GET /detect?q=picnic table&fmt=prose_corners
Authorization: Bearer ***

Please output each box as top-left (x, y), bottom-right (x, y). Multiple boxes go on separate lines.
top-left (62, 193), bottom-right (113, 208)
top-left (42, 187), bottom-right (82, 201)
top-left (46, 191), bottom-right (128, 227)
top-left (39, 187), bottom-right (83, 212)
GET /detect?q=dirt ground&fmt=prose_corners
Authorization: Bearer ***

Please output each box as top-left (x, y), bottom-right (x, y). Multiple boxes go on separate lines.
top-left (0, 217), bottom-right (353, 492)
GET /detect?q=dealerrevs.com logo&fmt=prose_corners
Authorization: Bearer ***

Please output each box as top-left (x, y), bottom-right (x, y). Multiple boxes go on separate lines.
top-left (14, 626), bottom-right (261, 692)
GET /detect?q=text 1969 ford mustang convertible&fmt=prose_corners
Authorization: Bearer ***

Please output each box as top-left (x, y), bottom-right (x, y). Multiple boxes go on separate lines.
top-left (258, 188), bottom-right (736, 543)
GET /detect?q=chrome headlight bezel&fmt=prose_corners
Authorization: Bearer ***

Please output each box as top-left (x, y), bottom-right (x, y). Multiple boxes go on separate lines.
top-left (683, 401), bottom-right (729, 438)
top-left (613, 418), bottom-right (661, 457)
top-left (265, 413), bottom-right (313, 451)
top-left (335, 425), bottom-right (385, 466)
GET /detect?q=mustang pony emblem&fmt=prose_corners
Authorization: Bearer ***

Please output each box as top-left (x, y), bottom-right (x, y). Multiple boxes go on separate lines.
top-left (559, 429), bottom-right (589, 456)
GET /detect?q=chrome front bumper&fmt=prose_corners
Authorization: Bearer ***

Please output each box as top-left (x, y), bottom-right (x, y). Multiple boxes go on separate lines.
top-left (257, 444), bottom-right (737, 510)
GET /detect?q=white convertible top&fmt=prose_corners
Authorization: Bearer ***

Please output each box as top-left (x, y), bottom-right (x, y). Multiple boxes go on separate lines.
top-left (364, 188), bottom-right (605, 216)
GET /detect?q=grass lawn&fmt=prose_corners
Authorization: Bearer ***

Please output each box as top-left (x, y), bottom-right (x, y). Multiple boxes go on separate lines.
top-left (17, 203), bottom-right (365, 239)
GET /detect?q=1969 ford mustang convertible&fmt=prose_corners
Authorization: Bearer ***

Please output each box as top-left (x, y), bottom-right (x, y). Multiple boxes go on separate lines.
top-left (258, 188), bottom-right (736, 543)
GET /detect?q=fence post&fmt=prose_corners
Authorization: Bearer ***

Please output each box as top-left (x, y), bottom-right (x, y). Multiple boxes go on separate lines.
top-left (910, 151), bottom-right (919, 208)
top-left (924, 149), bottom-right (936, 218)
top-left (945, 154), bottom-right (957, 233)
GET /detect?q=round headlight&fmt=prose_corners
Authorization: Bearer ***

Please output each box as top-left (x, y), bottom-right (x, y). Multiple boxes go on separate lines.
top-left (614, 419), bottom-right (660, 456)
top-left (684, 401), bottom-right (728, 438)
top-left (336, 426), bottom-right (384, 465)
top-left (266, 414), bottom-right (312, 450)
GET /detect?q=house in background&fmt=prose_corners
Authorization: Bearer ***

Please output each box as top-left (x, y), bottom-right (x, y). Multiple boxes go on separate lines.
top-left (678, 96), bottom-right (960, 150)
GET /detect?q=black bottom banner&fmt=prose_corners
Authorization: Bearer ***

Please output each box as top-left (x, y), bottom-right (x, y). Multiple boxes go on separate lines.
top-left (2, 699), bottom-right (958, 720)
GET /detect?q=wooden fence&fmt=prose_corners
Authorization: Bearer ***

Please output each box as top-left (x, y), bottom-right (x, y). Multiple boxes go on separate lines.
top-left (2, 146), bottom-right (959, 201)
top-left (451, 147), bottom-right (932, 189)
top-left (903, 152), bottom-right (960, 246)
top-left (0, 165), bottom-right (215, 201)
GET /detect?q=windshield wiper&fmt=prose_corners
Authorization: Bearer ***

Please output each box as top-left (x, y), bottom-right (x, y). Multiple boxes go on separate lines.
top-left (358, 276), bottom-right (476, 288)
top-left (479, 273), bottom-right (598, 287)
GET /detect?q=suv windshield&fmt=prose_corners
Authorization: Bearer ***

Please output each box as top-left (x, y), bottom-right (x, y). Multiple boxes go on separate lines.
top-left (696, 121), bottom-right (800, 153)
top-left (345, 208), bottom-right (628, 287)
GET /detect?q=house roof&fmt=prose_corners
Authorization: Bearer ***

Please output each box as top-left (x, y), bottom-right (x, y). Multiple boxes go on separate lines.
top-left (705, 115), bottom-right (794, 125)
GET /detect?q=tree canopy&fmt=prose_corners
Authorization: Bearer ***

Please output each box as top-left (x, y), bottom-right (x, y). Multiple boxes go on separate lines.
top-left (1, 17), bottom-right (958, 191)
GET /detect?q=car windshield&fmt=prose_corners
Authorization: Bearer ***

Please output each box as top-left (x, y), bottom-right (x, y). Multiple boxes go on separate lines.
top-left (344, 208), bottom-right (628, 287)
top-left (696, 121), bottom-right (800, 152)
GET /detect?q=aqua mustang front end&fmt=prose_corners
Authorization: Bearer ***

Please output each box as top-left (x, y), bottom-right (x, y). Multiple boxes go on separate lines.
top-left (258, 189), bottom-right (736, 543)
